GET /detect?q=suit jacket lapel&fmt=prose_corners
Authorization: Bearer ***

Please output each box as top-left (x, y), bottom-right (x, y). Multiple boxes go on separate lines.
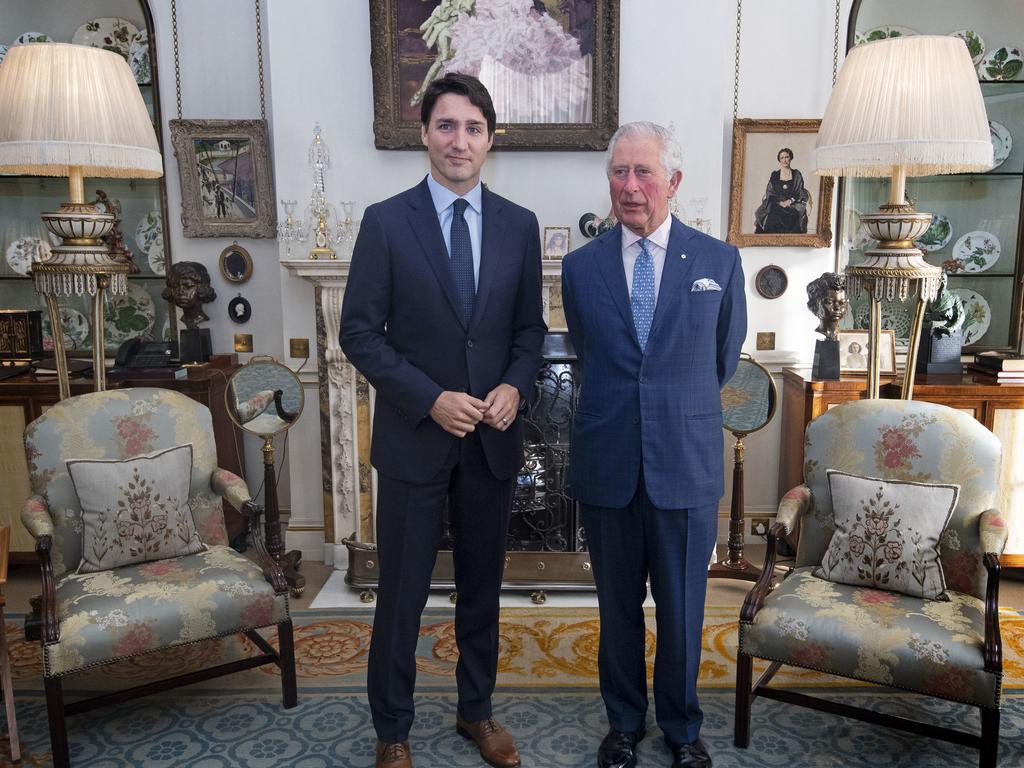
top-left (649, 217), bottom-right (698, 339)
top-left (594, 224), bottom-right (637, 345)
top-left (470, 186), bottom-right (506, 329)
top-left (406, 178), bottom-right (466, 329)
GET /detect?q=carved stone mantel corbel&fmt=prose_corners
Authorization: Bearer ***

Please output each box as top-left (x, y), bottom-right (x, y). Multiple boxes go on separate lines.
top-left (281, 258), bottom-right (367, 564)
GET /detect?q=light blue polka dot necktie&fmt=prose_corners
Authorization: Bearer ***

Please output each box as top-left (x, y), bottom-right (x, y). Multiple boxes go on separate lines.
top-left (449, 198), bottom-right (476, 325)
top-left (631, 237), bottom-right (656, 351)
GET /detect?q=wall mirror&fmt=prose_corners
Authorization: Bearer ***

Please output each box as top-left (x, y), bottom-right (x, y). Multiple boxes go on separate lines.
top-left (219, 242), bottom-right (253, 284)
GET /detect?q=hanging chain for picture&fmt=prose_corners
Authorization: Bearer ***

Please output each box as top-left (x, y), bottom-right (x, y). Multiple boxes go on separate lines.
top-left (170, 0), bottom-right (267, 120)
top-left (733, 0), bottom-right (843, 118)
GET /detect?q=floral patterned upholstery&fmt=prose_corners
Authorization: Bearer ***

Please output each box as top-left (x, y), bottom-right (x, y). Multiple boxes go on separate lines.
top-left (740, 567), bottom-right (998, 707)
top-left (45, 545), bottom-right (288, 677)
top-left (741, 399), bottom-right (1005, 706)
top-left (23, 389), bottom-right (230, 580)
top-left (793, 399), bottom-right (1002, 600)
top-left (21, 388), bottom-right (291, 678)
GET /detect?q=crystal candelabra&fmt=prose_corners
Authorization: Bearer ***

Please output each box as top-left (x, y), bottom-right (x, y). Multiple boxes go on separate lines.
top-left (277, 199), bottom-right (301, 258)
top-left (688, 197), bottom-right (712, 234)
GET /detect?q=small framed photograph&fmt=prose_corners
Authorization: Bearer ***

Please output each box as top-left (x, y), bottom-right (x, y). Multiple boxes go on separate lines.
top-left (838, 329), bottom-right (896, 374)
top-left (543, 226), bottom-right (571, 259)
top-left (727, 118), bottom-right (834, 248)
top-left (169, 119), bottom-right (277, 238)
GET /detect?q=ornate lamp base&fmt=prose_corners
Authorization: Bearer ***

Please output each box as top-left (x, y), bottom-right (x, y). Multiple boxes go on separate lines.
top-left (846, 204), bottom-right (941, 400)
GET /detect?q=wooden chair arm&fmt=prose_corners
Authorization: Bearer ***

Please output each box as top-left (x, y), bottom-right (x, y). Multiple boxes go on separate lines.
top-left (983, 552), bottom-right (1002, 674)
top-left (35, 535), bottom-right (59, 644)
top-left (740, 522), bottom-right (786, 623)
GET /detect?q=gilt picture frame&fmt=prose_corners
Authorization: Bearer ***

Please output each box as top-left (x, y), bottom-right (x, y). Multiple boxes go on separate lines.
top-left (368, 0), bottom-right (620, 150)
top-left (727, 118), bottom-right (833, 248)
top-left (169, 119), bottom-right (277, 238)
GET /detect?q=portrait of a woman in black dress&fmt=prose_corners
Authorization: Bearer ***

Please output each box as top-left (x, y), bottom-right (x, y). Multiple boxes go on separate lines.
top-left (754, 147), bottom-right (810, 234)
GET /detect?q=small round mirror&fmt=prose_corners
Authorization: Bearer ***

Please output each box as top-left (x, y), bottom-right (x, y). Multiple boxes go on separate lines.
top-left (226, 356), bottom-right (304, 437)
top-left (219, 242), bottom-right (253, 284)
top-left (721, 355), bottom-right (777, 436)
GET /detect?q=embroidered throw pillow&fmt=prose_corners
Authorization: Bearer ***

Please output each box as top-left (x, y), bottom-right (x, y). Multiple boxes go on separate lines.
top-left (68, 444), bottom-right (205, 573)
top-left (814, 469), bottom-right (959, 600)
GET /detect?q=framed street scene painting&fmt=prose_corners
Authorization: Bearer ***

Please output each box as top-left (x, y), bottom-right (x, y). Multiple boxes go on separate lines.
top-left (369, 0), bottom-right (620, 150)
top-left (727, 118), bottom-right (833, 248)
top-left (169, 119), bottom-right (277, 238)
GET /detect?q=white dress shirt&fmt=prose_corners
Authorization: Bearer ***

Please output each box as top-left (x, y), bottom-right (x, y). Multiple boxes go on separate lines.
top-left (426, 172), bottom-right (483, 288)
top-left (621, 214), bottom-right (672, 305)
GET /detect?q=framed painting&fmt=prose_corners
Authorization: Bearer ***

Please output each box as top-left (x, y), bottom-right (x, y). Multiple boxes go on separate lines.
top-left (368, 0), bottom-right (620, 150)
top-left (169, 119), bottom-right (277, 238)
top-left (727, 119), bottom-right (834, 248)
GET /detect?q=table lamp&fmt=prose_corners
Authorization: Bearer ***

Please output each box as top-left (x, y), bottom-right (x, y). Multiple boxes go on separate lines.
top-left (0, 42), bottom-right (163, 399)
top-left (814, 36), bottom-right (992, 399)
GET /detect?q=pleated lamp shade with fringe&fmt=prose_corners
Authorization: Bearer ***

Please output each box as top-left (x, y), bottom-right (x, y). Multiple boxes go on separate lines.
top-left (0, 42), bottom-right (162, 179)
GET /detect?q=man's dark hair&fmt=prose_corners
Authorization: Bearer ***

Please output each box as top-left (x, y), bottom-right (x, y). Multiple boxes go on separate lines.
top-left (420, 73), bottom-right (497, 137)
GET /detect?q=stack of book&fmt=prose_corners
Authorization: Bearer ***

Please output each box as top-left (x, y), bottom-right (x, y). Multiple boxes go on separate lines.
top-left (969, 351), bottom-right (1024, 382)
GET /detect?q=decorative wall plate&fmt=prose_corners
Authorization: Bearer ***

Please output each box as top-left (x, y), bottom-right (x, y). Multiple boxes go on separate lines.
top-left (913, 213), bottom-right (952, 253)
top-left (989, 121), bottom-right (1012, 169)
top-left (135, 210), bottom-right (164, 275)
top-left (103, 283), bottom-right (155, 344)
top-left (854, 303), bottom-right (911, 341)
top-left (952, 288), bottom-right (991, 345)
top-left (854, 26), bottom-right (917, 46)
top-left (71, 18), bottom-right (140, 61)
top-left (13, 32), bottom-right (52, 45)
top-left (950, 30), bottom-right (986, 66)
top-left (5, 236), bottom-right (50, 276)
top-left (128, 31), bottom-right (150, 84)
top-left (754, 264), bottom-right (788, 299)
top-left (41, 307), bottom-right (89, 351)
top-left (951, 231), bottom-right (1001, 273)
top-left (978, 47), bottom-right (1023, 81)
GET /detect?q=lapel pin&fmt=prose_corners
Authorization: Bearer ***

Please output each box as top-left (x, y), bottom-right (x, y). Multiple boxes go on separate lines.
top-left (680, 253), bottom-right (687, 260)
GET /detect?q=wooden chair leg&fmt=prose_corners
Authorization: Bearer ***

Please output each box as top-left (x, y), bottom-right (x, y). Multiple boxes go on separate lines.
top-left (980, 706), bottom-right (999, 768)
top-left (278, 620), bottom-right (298, 709)
top-left (44, 676), bottom-right (69, 768)
top-left (0, 608), bottom-right (18, 763)
top-left (734, 651), bottom-right (754, 748)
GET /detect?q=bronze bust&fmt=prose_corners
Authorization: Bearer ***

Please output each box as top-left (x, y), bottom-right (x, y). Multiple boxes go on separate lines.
top-left (162, 261), bottom-right (217, 330)
top-left (806, 272), bottom-right (848, 342)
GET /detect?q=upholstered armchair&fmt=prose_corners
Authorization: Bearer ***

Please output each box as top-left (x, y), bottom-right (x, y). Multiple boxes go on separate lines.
top-left (21, 388), bottom-right (297, 768)
top-left (735, 399), bottom-right (1006, 768)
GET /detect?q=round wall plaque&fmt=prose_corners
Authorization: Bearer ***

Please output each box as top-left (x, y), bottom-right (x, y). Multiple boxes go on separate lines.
top-left (755, 264), bottom-right (788, 299)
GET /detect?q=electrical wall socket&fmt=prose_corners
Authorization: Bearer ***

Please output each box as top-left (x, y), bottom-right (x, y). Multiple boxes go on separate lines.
top-left (289, 338), bottom-right (310, 358)
top-left (750, 517), bottom-right (771, 536)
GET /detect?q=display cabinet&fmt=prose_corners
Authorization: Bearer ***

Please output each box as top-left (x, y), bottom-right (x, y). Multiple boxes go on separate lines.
top-left (0, 0), bottom-right (173, 353)
top-left (840, 0), bottom-right (1024, 354)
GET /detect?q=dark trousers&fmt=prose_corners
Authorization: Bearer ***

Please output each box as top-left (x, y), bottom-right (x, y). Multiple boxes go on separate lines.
top-left (583, 478), bottom-right (718, 746)
top-left (367, 431), bottom-right (514, 742)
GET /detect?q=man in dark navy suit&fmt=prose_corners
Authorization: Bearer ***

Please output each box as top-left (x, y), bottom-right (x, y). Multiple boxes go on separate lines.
top-left (340, 74), bottom-right (545, 768)
top-left (562, 122), bottom-right (747, 768)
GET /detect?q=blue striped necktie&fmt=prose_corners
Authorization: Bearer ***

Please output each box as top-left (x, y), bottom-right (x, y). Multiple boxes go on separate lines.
top-left (631, 237), bottom-right (656, 351)
top-left (449, 198), bottom-right (476, 324)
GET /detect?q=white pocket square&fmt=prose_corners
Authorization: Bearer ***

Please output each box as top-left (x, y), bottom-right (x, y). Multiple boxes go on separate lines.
top-left (691, 278), bottom-right (722, 292)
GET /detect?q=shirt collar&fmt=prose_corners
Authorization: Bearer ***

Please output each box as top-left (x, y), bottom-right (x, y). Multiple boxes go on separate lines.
top-left (426, 172), bottom-right (483, 216)
top-left (621, 213), bottom-right (673, 252)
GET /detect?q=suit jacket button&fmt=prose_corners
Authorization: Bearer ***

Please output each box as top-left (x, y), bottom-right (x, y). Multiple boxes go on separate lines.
top-left (632, 416), bottom-right (640, 424)
top-left (467, 339), bottom-right (474, 348)
top-left (638, 376), bottom-right (645, 384)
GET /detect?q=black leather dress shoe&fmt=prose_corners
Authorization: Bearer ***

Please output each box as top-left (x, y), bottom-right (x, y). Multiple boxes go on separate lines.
top-left (597, 727), bottom-right (645, 768)
top-left (669, 738), bottom-right (712, 768)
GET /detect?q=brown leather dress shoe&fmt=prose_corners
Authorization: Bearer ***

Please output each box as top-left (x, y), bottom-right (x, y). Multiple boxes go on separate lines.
top-left (456, 716), bottom-right (521, 768)
top-left (375, 740), bottom-right (412, 768)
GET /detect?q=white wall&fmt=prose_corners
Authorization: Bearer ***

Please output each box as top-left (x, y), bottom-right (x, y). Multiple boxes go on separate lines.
top-left (263, 0), bottom-right (855, 546)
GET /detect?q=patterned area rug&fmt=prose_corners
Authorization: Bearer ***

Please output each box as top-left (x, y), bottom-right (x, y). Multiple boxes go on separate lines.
top-left (2, 605), bottom-right (1023, 766)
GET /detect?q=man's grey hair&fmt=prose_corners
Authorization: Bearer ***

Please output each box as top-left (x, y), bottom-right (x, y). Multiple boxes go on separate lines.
top-left (605, 121), bottom-right (683, 178)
